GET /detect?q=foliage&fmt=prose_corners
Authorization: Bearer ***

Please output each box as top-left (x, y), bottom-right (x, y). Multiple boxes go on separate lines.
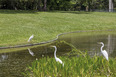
top-left (71, 0), bottom-right (109, 11)
top-left (0, 0), bottom-right (115, 11)
top-left (0, 0), bottom-right (41, 10)
top-left (47, 0), bottom-right (72, 11)
top-left (23, 49), bottom-right (116, 77)
top-left (0, 0), bottom-right (72, 11)
top-left (23, 41), bottom-right (116, 77)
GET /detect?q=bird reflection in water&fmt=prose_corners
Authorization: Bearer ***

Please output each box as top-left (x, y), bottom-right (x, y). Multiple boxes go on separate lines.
top-left (28, 48), bottom-right (35, 56)
top-left (0, 54), bottom-right (8, 62)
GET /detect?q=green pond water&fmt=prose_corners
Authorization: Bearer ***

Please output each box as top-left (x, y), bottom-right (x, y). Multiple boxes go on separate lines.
top-left (0, 31), bottom-right (116, 77)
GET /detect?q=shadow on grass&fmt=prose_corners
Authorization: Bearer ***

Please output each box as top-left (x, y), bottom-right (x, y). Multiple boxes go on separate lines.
top-left (0, 9), bottom-right (38, 14)
top-left (47, 11), bottom-right (92, 14)
top-left (0, 9), bottom-right (91, 14)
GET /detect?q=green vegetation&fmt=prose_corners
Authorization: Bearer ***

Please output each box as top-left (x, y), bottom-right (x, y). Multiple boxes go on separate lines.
top-left (0, 10), bottom-right (116, 47)
top-left (0, 0), bottom-right (111, 11)
top-left (23, 49), bottom-right (116, 77)
top-left (23, 41), bottom-right (116, 77)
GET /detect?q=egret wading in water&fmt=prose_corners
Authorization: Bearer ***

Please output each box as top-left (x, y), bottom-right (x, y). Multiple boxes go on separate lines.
top-left (98, 42), bottom-right (108, 60)
top-left (28, 34), bottom-right (34, 42)
top-left (51, 46), bottom-right (64, 67)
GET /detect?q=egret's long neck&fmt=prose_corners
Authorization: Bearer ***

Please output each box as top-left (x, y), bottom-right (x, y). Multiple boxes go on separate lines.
top-left (101, 43), bottom-right (104, 51)
top-left (54, 46), bottom-right (57, 58)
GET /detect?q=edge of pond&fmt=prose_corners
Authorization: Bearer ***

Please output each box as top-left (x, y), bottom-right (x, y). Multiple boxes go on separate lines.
top-left (0, 30), bottom-right (115, 49)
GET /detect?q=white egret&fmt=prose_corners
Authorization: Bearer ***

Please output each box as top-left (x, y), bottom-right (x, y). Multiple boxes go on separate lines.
top-left (28, 48), bottom-right (35, 56)
top-left (51, 46), bottom-right (64, 66)
top-left (28, 34), bottom-right (34, 42)
top-left (98, 42), bottom-right (108, 60)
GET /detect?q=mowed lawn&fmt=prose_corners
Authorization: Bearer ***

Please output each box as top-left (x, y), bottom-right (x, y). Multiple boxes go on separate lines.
top-left (0, 10), bottom-right (116, 46)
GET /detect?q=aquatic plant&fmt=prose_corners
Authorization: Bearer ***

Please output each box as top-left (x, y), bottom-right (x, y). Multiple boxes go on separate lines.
top-left (23, 49), bottom-right (116, 77)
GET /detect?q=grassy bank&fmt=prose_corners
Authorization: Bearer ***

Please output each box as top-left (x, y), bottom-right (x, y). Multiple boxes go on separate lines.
top-left (0, 10), bottom-right (116, 46)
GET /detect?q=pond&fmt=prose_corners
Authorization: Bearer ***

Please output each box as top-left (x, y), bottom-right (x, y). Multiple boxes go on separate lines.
top-left (0, 31), bottom-right (116, 77)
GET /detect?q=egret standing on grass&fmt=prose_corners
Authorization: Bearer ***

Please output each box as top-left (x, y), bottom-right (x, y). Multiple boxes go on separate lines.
top-left (51, 46), bottom-right (64, 66)
top-left (98, 42), bottom-right (108, 60)
top-left (28, 34), bottom-right (34, 42)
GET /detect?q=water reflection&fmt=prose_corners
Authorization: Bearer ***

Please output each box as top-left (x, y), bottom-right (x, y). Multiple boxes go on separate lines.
top-left (28, 48), bottom-right (35, 56)
top-left (0, 31), bottom-right (116, 76)
top-left (0, 46), bottom-right (55, 77)
top-left (0, 54), bottom-right (8, 62)
top-left (58, 32), bottom-right (116, 57)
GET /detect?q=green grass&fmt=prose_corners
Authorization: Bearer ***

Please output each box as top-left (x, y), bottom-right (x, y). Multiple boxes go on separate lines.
top-left (23, 50), bottom-right (116, 77)
top-left (0, 10), bottom-right (116, 46)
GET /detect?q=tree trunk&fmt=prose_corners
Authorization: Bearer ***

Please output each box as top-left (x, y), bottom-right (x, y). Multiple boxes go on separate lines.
top-left (86, 1), bottom-right (91, 12)
top-left (86, 6), bottom-right (89, 11)
top-left (109, 0), bottom-right (113, 12)
top-left (43, 0), bottom-right (47, 11)
top-left (38, 0), bottom-right (42, 11)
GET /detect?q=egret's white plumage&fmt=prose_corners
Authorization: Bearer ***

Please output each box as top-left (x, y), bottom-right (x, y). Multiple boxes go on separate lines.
top-left (52, 46), bottom-right (64, 66)
top-left (101, 50), bottom-right (108, 60)
top-left (98, 42), bottom-right (108, 60)
top-left (28, 48), bottom-right (35, 56)
top-left (28, 34), bottom-right (34, 42)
